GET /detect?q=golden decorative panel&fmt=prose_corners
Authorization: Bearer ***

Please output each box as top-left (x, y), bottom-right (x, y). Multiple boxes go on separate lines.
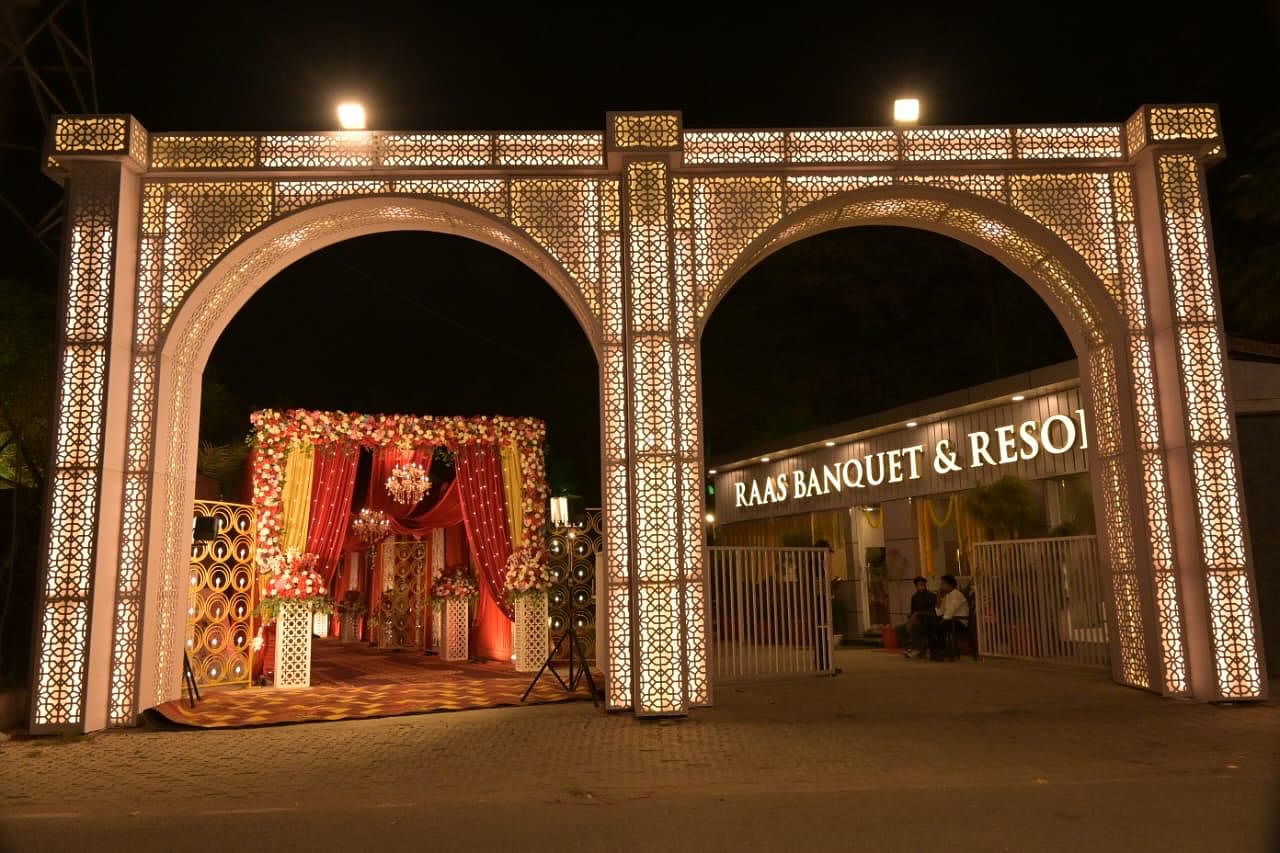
top-left (185, 502), bottom-right (256, 690)
top-left (52, 115), bottom-right (128, 153)
top-left (612, 113), bottom-right (681, 149)
top-left (152, 135), bottom-right (258, 169)
top-left (1148, 106), bottom-right (1219, 142)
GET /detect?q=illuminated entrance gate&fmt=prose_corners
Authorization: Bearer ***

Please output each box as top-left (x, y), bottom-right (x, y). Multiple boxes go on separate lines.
top-left (31, 106), bottom-right (1267, 732)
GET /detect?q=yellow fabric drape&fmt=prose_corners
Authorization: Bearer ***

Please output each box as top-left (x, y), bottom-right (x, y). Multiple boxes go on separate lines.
top-left (915, 499), bottom-right (937, 577)
top-left (499, 443), bottom-right (525, 547)
top-left (954, 495), bottom-right (984, 574)
top-left (280, 444), bottom-right (315, 553)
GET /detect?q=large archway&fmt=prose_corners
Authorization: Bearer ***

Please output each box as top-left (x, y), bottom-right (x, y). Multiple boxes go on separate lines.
top-left (136, 196), bottom-right (602, 717)
top-left (30, 108), bottom-right (1266, 733)
top-left (697, 189), bottom-right (1137, 686)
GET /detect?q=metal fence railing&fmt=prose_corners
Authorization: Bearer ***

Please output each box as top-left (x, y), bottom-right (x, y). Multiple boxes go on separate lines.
top-left (707, 547), bottom-right (833, 680)
top-left (972, 535), bottom-right (1109, 669)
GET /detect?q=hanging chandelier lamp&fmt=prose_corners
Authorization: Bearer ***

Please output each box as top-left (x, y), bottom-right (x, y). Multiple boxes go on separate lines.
top-left (386, 462), bottom-right (431, 505)
top-left (351, 507), bottom-right (391, 544)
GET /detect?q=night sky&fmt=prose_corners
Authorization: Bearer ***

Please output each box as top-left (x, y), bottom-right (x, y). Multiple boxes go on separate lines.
top-left (5, 2), bottom-right (1279, 504)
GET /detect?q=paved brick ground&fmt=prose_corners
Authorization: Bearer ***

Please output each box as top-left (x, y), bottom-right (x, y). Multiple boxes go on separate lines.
top-left (1, 649), bottom-right (1276, 852)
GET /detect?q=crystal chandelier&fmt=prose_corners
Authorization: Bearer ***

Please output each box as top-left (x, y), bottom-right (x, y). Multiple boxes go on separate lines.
top-left (386, 462), bottom-right (431, 505)
top-left (351, 508), bottom-right (391, 544)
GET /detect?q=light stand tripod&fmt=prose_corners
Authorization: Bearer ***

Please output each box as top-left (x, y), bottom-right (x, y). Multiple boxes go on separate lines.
top-left (520, 623), bottom-right (600, 707)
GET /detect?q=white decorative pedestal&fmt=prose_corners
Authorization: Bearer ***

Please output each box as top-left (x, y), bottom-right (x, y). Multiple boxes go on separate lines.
top-left (273, 600), bottom-right (312, 688)
top-left (443, 598), bottom-right (469, 661)
top-left (512, 593), bottom-right (549, 672)
top-left (340, 616), bottom-right (357, 643)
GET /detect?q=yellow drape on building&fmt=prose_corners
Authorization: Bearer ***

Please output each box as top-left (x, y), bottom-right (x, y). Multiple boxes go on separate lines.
top-left (915, 499), bottom-right (937, 577)
top-left (954, 494), bottom-right (985, 574)
top-left (499, 443), bottom-right (525, 547)
top-left (280, 444), bottom-right (314, 553)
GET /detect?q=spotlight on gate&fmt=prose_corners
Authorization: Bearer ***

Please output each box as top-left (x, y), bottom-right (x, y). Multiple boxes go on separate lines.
top-left (705, 512), bottom-right (716, 524)
top-left (336, 102), bottom-right (366, 130)
top-left (893, 97), bottom-right (920, 124)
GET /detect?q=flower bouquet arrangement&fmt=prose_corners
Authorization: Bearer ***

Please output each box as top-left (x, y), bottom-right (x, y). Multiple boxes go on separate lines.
top-left (503, 546), bottom-right (550, 602)
top-left (430, 567), bottom-right (479, 602)
top-left (256, 549), bottom-right (333, 623)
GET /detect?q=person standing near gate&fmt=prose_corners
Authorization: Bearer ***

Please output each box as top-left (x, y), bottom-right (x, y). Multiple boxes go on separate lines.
top-left (900, 576), bottom-right (937, 658)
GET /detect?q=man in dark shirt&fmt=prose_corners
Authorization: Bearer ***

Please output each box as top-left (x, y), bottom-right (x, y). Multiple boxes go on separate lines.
top-left (896, 576), bottom-right (937, 657)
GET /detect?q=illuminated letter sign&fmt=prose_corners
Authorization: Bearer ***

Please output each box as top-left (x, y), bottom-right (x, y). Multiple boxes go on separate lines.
top-left (733, 408), bottom-right (1088, 508)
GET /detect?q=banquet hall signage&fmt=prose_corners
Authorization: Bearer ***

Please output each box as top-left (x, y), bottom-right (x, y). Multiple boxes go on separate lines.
top-left (718, 389), bottom-right (1091, 520)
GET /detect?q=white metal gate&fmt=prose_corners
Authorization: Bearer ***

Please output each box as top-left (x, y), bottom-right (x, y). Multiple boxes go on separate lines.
top-left (707, 547), bottom-right (833, 680)
top-left (972, 535), bottom-right (1109, 668)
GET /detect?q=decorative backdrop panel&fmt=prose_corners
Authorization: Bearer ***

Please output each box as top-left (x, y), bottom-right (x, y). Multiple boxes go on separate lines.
top-left (185, 501), bottom-right (256, 689)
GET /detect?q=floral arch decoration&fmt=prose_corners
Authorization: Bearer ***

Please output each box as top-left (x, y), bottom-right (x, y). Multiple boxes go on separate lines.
top-left (248, 409), bottom-right (549, 561)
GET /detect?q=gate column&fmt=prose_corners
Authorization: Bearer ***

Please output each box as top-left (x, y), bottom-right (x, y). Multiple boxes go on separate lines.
top-left (1129, 106), bottom-right (1267, 700)
top-left (609, 113), bottom-right (711, 715)
top-left (30, 116), bottom-right (146, 731)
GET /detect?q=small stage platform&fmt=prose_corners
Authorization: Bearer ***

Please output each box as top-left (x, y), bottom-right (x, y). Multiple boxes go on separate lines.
top-left (147, 639), bottom-right (598, 729)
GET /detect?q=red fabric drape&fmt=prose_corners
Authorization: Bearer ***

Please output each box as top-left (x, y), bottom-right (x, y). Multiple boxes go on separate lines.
top-left (343, 480), bottom-right (465, 554)
top-left (444, 524), bottom-right (467, 566)
top-left (455, 444), bottom-right (515, 620)
top-left (305, 445), bottom-right (359, 586)
top-left (472, 574), bottom-right (513, 662)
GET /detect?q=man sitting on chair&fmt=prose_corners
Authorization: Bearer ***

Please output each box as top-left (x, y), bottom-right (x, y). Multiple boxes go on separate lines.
top-left (930, 574), bottom-right (970, 658)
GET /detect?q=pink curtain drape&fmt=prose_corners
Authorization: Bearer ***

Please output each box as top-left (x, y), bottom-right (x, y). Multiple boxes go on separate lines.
top-left (305, 445), bottom-right (359, 586)
top-left (455, 444), bottom-right (515, 625)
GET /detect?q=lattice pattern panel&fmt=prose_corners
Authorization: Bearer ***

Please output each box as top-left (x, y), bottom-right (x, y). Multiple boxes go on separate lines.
top-left (32, 161), bottom-right (121, 731)
top-left (612, 113), bottom-right (681, 149)
top-left (1090, 346), bottom-right (1150, 689)
top-left (443, 598), bottom-right (470, 662)
top-left (185, 502), bottom-right (256, 689)
top-left (623, 159), bottom-right (700, 714)
top-left (1157, 152), bottom-right (1261, 698)
top-left (273, 600), bottom-right (312, 688)
top-left (51, 115), bottom-right (129, 156)
top-left (513, 593), bottom-right (549, 672)
top-left (1149, 107), bottom-right (1219, 143)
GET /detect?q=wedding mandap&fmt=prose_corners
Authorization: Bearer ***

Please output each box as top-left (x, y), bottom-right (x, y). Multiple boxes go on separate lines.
top-left (175, 409), bottom-right (562, 724)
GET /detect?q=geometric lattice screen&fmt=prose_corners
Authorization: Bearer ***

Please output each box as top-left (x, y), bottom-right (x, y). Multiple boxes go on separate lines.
top-left (185, 501), bottom-right (256, 689)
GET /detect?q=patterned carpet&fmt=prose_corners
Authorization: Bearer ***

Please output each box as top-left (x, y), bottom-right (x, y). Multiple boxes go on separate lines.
top-left (147, 639), bottom-right (599, 728)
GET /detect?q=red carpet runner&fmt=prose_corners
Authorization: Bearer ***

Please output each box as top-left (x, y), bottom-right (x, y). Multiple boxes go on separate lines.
top-left (148, 639), bottom-right (597, 728)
